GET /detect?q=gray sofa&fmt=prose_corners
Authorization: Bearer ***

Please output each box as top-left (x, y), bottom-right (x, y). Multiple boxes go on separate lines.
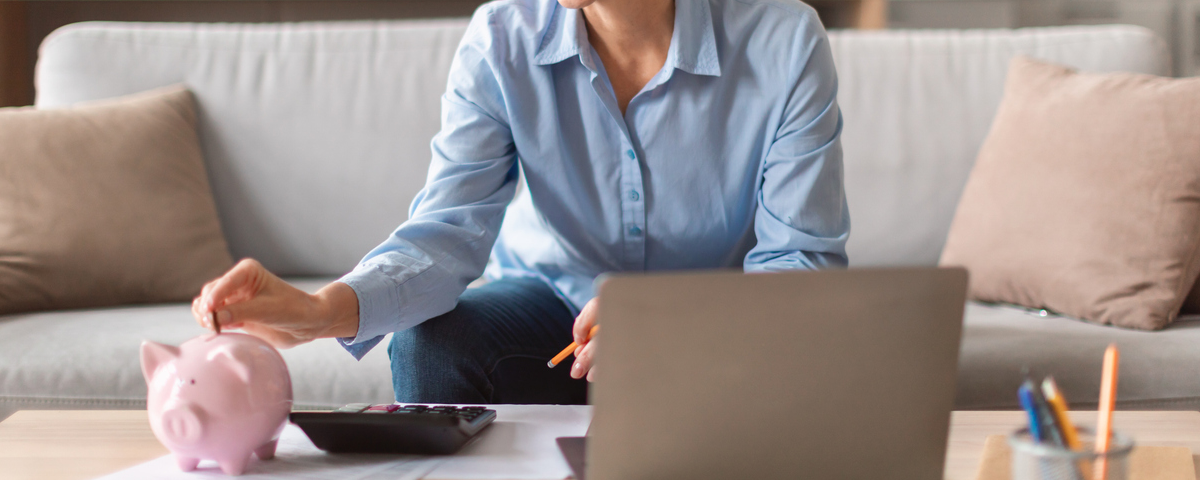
top-left (1, 19), bottom-right (1194, 421)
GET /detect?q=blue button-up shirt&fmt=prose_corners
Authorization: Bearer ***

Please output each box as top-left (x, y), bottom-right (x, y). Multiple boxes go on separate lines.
top-left (338, 0), bottom-right (850, 358)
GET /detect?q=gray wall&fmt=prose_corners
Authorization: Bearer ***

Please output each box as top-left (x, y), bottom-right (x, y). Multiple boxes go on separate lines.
top-left (888, 0), bottom-right (1200, 76)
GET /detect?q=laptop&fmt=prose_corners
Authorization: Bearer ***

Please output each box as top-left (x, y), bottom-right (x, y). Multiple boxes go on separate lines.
top-left (578, 267), bottom-right (967, 480)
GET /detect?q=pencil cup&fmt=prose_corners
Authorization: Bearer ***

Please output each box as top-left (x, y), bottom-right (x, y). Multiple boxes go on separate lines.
top-left (1008, 427), bottom-right (1133, 480)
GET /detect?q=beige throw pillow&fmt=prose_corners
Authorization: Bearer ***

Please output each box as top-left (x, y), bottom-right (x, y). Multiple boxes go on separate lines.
top-left (0, 85), bottom-right (233, 314)
top-left (939, 56), bottom-right (1200, 330)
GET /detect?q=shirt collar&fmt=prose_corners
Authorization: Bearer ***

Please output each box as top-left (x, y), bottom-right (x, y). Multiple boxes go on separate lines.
top-left (533, 1), bottom-right (721, 77)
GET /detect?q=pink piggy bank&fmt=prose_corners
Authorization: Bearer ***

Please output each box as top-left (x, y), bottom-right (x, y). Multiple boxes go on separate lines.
top-left (141, 332), bottom-right (293, 475)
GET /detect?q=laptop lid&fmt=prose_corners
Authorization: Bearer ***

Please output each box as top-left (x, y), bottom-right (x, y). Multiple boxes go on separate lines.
top-left (587, 267), bottom-right (967, 480)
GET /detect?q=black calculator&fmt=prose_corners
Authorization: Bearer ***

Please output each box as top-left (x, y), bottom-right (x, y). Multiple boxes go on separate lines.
top-left (290, 404), bottom-right (497, 454)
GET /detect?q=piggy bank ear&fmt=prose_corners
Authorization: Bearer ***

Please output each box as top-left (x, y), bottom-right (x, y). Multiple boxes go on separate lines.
top-left (207, 347), bottom-right (252, 384)
top-left (140, 341), bottom-right (180, 384)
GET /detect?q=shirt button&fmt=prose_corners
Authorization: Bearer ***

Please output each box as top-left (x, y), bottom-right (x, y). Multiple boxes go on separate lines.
top-left (626, 149), bottom-right (636, 160)
top-left (628, 190), bottom-right (640, 201)
top-left (629, 226), bottom-right (642, 236)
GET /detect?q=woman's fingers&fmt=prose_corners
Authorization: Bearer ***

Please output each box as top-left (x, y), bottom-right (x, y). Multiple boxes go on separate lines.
top-left (200, 281), bottom-right (215, 301)
top-left (204, 259), bottom-right (266, 311)
top-left (191, 258), bottom-right (272, 331)
top-left (185, 258), bottom-right (329, 350)
top-left (192, 280), bottom-right (218, 321)
top-left (571, 340), bottom-right (596, 380)
top-left (573, 299), bottom-right (599, 344)
top-left (570, 298), bottom-right (601, 381)
top-left (191, 296), bottom-right (207, 328)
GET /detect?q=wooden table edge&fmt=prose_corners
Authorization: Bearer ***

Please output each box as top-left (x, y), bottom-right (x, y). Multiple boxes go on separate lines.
top-left (3, 409), bottom-right (1199, 480)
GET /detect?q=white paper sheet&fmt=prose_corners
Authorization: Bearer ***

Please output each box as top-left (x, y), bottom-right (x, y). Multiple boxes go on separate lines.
top-left (423, 405), bottom-right (592, 480)
top-left (97, 405), bottom-right (592, 480)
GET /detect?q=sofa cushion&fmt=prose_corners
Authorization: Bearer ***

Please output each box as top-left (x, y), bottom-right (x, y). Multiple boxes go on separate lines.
top-left (0, 279), bottom-right (394, 420)
top-left (0, 85), bottom-right (233, 315)
top-left (940, 57), bottom-right (1200, 330)
top-left (958, 303), bottom-right (1200, 410)
top-left (8, 295), bottom-right (1197, 417)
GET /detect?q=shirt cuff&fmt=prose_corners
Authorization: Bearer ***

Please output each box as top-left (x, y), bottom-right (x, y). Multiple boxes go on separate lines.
top-left (337, 335), bottom-right (386, 360)
top-left (335, 265), bottom-right (401, 360)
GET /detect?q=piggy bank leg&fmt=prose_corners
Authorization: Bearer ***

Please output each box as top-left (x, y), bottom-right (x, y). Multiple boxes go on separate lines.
top-left (218, 453), bottom-right (252, 476)
top-left (175, 456), bottom-right (200, 471)
top-left (254, 438), bottom-right (279, 460)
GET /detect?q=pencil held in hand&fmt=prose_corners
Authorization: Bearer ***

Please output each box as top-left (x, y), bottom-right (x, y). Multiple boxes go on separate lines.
top-left (548, 325), bottom-right (599, 368)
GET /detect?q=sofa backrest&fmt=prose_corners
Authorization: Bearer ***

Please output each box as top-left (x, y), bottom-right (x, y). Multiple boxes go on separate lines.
top-left (35, 21), bottom-right (1169, 276)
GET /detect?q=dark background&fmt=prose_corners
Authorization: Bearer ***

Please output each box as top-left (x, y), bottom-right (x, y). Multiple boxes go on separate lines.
top-left (0, 1), bottom-right (491, 107)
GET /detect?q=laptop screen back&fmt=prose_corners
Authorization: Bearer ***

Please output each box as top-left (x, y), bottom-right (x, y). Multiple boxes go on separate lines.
top-left (588, 267), bottom-right (967, 480)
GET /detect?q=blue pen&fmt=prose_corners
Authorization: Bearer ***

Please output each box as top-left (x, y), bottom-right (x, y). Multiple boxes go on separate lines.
top-left (1018, 381), bottom-right (1045, 441)
top-left (1020, 378), bottom-right (1084, 480)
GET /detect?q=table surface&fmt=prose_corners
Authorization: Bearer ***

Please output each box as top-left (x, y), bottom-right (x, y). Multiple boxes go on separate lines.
top-left (2, 409), bottom-right (1199, 480)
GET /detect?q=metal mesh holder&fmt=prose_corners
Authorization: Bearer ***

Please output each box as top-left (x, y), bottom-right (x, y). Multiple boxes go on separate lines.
top-left (1008, 427), bottom-right (1133, 480)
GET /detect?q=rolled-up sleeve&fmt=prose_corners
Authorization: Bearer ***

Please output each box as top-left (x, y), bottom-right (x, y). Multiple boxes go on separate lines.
top-left (337, 13), bottom-right (518, 359)
top-left (744, 23), bottom-right (850, 273)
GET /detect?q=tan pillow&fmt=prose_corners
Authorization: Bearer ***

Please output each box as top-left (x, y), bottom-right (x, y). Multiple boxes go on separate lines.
top-left (939, 56), bottom-right (1200, 330)
top-left (0, 85), bottom-right (233, 314)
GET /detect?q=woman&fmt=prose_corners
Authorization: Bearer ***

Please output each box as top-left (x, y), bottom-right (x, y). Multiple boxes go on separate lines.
top-left (192, 0), bottom-right (849, 405)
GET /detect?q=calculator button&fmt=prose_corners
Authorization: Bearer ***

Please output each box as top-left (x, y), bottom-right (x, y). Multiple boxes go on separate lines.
top-left (334, 403), bottom-right (371, 413)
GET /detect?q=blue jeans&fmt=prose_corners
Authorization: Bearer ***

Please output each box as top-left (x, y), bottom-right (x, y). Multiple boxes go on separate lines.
top-left (388, 277), bottom-right (589, 404)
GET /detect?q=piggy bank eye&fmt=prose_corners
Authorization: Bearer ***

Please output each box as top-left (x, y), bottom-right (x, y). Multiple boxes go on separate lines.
top-left (190, 379), bottom-right (196, 385)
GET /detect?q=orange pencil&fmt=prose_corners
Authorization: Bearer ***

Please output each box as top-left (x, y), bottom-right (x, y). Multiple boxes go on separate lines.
top-left (1044, 376), bottom-right (1091, 477)
top-left (1042, 377), bottom-right (1081, 450)
top-left (548, 325), bottom-right (599, 368)
top-left (1094, 344), bottom-right (1119, 480)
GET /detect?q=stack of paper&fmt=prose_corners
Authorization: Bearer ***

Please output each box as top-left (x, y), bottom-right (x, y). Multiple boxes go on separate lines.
top-left (99, 405), bottom-right (592, 480)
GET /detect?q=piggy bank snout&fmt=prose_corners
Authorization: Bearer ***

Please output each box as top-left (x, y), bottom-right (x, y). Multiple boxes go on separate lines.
top-left (161, 405), bottom-right (205, 445)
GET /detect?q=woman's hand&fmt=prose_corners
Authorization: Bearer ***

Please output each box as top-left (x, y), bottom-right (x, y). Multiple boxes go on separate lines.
top-left (191, 258), bottom-right (360, 349)
top-left (570, 298), bottom-right (599, 382)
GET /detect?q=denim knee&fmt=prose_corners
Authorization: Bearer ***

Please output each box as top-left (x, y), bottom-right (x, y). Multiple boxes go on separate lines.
top-left (388, 308), bottom-right (491, 403)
